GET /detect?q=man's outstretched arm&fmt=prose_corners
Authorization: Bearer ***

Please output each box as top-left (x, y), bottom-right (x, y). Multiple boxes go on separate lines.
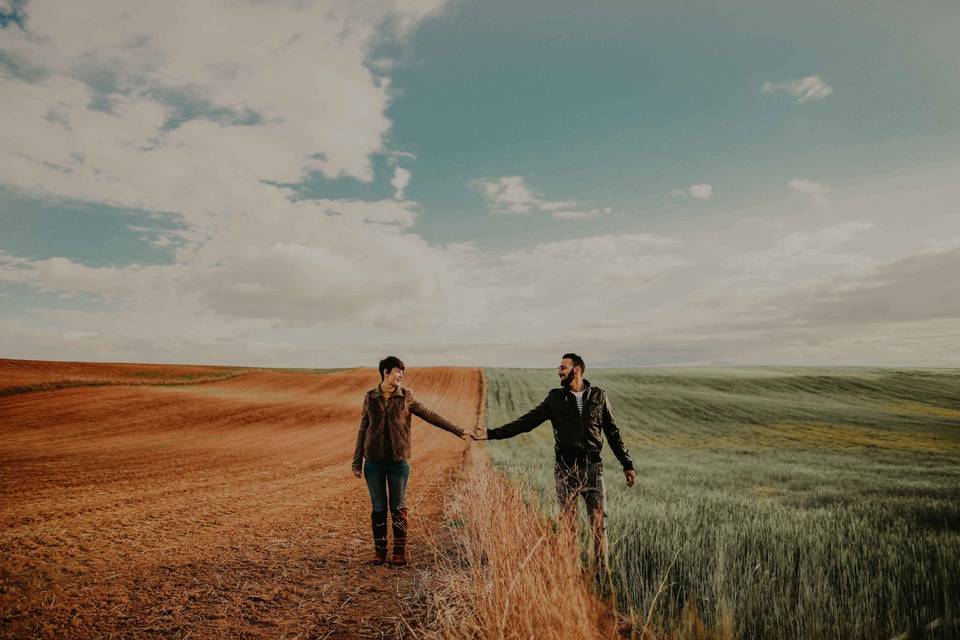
top-left (477, 396), bottom-right (551, 440)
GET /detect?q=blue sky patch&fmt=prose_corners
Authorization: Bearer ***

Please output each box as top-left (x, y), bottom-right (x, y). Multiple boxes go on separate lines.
top-left (0, 188), bottom-right (185, 267)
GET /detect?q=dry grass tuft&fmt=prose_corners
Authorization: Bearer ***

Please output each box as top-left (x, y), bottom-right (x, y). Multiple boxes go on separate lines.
top-left (405, 445), bottom-right (618, 640)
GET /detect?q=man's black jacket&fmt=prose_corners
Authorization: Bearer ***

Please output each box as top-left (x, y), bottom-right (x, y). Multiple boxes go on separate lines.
top-left (486, 379), bottom-right (634, 471)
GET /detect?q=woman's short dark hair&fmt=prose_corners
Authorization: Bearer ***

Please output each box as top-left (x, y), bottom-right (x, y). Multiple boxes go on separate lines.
top-left (379, 356), bottom-right (405, 380)
top-left (562, 352), bottom-right (585, 374)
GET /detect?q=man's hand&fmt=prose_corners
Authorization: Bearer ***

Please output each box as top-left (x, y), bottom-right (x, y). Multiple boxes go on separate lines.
top-left (470, 427), bottom-right (488, 441)
top-left (458, 431), bottom-right (471, 441)
top-left (352, 468), bottom-right (362, 479)
top-left (624, 469), bottom-right (636, 487)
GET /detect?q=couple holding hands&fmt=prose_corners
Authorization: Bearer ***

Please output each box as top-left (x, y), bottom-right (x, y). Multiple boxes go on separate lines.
top-left (351, 354), bottom-right (636, 571)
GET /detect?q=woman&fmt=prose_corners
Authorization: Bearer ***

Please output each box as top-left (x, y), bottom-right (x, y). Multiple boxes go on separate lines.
top-left (352, 356), bottom-right (468, 566)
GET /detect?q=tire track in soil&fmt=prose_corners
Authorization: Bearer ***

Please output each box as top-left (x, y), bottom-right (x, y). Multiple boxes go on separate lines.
top-left (1, 364), bottom-right (483, 638)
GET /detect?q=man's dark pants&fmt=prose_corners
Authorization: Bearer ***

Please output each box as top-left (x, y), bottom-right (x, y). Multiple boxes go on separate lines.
top-left (554, 459), bottom-right (608, 577)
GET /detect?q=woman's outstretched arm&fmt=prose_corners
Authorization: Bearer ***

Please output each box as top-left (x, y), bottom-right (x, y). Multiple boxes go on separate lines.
top-left (409, 394), bottom-right (465, 438)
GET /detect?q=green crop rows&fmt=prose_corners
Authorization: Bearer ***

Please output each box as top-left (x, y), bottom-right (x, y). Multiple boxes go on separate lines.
top-left (483, 367), bottom-right (960, 639)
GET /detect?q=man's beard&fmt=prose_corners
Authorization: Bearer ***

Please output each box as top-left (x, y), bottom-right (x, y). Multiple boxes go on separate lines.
top-left (560, 370), bottom-right (576, 388)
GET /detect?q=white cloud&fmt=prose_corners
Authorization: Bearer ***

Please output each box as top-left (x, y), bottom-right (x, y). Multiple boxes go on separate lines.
top-left (0, 250), bottom-right (35, 274)
top-left (0, 0), bottom-right (448, 223)
top-left (0, 316), bottom-right (316, 368)
top-left (683, 242), bottom-right (960, 366)
top-left (483, 234), bottom-right (686, 309)
top-left (788, 245), bottom-right (960, 326)
top-left (550, 207), bottom-right (612, 220)
top-left (0, 225), bottom-right (697, 369)
top-left (724, 221), bottom-right (875, 277)
top-left (688, 184), bottom-right (713, 200)
top-left (470, 176), bottom-right (541, 214)
top-left (761, 76), bottom-right (833, 103)
top-left (788, 178), bottom-right (830, 207)
top-left (31, 257), bottom-right (146, 296)
top-left (469, 175), bottom-right (611, 220)
top-left (668, 184), bottom-right (713, 200)
top-left (391, 167), bottom-right (412, 200)
top-left (0, 1), bottom-right (462, 336)
top-left (126, 225), bottom-right (184, 249)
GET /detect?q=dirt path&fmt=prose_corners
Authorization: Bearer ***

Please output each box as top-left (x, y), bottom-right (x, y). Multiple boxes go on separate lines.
top-left (0, 363), bottom-right (483, 638)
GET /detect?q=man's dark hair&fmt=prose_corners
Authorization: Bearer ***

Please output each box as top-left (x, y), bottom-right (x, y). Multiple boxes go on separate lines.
top-left (379, 355), bottom-right (405, 380)
top-left (562, 352), bottom-right (585, 374)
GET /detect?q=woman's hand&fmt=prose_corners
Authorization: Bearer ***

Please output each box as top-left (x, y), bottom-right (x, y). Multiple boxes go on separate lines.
top-left (470, 427), bottom-right (488, 441)
top-left (352, 468), bottom-right (362, 479)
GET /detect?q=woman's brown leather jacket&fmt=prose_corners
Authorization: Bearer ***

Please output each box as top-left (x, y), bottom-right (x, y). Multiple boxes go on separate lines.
top-left (352, 385), bottom-right (464, 471)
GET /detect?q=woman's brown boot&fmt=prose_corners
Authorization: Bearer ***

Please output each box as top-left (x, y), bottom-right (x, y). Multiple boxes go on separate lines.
top-left (389, 507), bottom-right (408, 566)
top-left (371, 510), bottom-right (388, 565)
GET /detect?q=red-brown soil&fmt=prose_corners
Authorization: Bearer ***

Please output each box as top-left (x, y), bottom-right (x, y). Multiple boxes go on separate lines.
top-left (0, 358), bottom-right (251, 396)
top-left (0, 361), bottom-right (483, 638)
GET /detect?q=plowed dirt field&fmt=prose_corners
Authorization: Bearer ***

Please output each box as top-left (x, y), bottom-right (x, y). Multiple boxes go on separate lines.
top-left (0, 361), bottom-right (483, 639)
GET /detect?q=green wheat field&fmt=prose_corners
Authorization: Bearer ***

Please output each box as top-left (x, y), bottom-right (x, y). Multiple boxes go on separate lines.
top-left (483, 367), bottom-right (960, 639)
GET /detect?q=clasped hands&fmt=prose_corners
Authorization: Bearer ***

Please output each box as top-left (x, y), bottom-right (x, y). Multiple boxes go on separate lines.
top-left (459, 427), bottom-right (487, 441)
top-left (461, 427), bottom-right (637, 487)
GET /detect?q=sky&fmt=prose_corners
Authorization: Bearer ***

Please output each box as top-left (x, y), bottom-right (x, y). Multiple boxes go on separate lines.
top-left (1, 0), bottom-right (959, 368)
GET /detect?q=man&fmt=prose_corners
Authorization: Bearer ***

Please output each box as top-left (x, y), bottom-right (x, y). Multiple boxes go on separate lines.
top-left (473, 353), bottom-right (636, 578)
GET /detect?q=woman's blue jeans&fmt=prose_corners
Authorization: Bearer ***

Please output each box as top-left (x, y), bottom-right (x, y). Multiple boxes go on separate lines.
top-left (363, 459), bottom-right (410, 513)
